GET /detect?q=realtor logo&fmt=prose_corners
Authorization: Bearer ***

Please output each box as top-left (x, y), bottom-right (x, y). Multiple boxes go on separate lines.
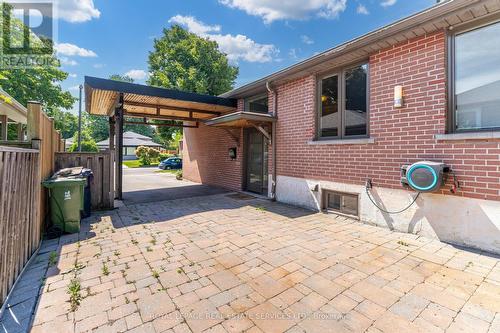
top-left (0, 1), bottom-right (57, 68)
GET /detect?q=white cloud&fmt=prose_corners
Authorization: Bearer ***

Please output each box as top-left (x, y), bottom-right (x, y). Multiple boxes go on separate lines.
top-left (301, 35), bottom-right (314, 45)
top-left (59, 57), bottom-right (78, 66)
top-left (56, 0), bottom-right (101, 23)
top-left (219, 0), bottom-right (347, 23)
top-left (357, 4), bottom-right (369, 15)
top-left (68, 73), bottom-right (77, 78)
top-left (169, 15), bottom-right (278, 63)
top-left (124, 69), bottom-right (148, 81)
top-left (168, 15), bottom-right (221, 35)
top-left (380, 0), bottom-right (397, 7)
top-left (68, 85), bottom-right (81, 91)
top-left (93, 63), bottom-right (105, 69)
top-left (56, 43), bottom-right (97, 57)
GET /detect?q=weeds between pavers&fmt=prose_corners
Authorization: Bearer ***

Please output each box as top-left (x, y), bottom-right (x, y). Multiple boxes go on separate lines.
top-left (102, 262), bottom-right (110, 276)
top-left (48, 251), bottom-right (58, 267)
top-left (67, 278), bottom-right (82, 312)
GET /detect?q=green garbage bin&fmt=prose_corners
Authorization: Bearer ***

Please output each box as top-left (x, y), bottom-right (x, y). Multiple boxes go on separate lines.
top-left (43, 178), bottom-right (86, 234)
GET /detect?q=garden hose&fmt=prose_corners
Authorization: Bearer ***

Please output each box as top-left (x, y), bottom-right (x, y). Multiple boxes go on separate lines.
top-left (365, 179), bottom-right (420, 215)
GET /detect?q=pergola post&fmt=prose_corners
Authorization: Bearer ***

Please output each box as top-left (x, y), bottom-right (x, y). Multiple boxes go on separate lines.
top-left (109, 116), bottom-right (115, 150)
top-left (0, 115), bottom-right (7, 141)
top-left (109, 116), bottom-right (116, 201)
top-left (115, 94), bottom-right (124, 200)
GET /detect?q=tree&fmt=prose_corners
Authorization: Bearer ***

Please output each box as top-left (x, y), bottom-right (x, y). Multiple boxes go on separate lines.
top-left (0, 3), bottom-right (75, 113)
top-left (85, 113), bottom-right (109, 142)
top-left (148, 25), bottom-right (238, 95)
top-left (148, 25), bottom-right (238, 145)
top-left (109, 74), bottom-right (134, 83)
top-left (46, 109), bottom-right (79, 139)
top-left (68, 128), bottom-right (98, 152)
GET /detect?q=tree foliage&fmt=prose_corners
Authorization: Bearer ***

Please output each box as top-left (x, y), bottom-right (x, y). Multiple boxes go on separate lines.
top-left (148, 25), bottom-right (238, 95)
top-left (109, 74), bottom-right (134, 83)
top-left (68, 128), bottom-right (98, 152)
top-left (148, 25), bottom-right (238, 146)
top-left (0, 3), bottom-right (75, 113)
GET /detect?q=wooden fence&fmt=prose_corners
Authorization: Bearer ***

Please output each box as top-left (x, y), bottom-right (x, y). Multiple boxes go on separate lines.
top-left (0, 147), bottom-right (41, 306)
top-left (0, 102), bottom-right (63, 307)
top-left (27, 102), bottom-right (65, 240)
top-left (55, 151), bottom-right (114, 210)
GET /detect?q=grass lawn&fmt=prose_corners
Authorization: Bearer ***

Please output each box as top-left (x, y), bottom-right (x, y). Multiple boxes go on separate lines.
top-left (122, 160), bottom-right (159, 168)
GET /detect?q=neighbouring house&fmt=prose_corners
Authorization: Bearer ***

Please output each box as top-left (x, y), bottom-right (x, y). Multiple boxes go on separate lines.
top-left (97, 131), bottom-right (162, 159)
top-left (182, 0), bottom-right (500, 254)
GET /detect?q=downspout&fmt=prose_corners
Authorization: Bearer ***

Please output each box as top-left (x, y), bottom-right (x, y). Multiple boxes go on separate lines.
top-left (266, 81), bottom-right (278, 201)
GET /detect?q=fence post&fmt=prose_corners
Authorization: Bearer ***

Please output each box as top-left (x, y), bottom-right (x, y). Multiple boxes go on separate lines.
top-left (27, 101), bottom-right (42, 142)
top-left (27, 101), bottom-right (45, 238)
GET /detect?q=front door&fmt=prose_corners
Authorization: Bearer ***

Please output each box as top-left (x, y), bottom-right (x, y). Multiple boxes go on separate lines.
top-left (245, 128), bottom-right (268, 194)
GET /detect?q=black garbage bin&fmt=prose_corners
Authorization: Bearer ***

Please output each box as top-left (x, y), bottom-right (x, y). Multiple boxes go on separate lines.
top-left (80, 169), bottom-right (93, 218)
top-left (53, 167), bottom-right (93, 218)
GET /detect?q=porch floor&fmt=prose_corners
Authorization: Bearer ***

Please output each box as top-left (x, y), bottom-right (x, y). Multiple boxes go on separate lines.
top-left (5, 193), bottom-right (500, 333)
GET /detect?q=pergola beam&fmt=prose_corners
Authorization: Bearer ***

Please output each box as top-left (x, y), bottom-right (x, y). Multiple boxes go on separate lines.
top-left (123, 111), bottom-right (205, 122)
top-left (124, 101), bottom-right (222, 116)
top-left (124, 121), bottom-right (199, 128)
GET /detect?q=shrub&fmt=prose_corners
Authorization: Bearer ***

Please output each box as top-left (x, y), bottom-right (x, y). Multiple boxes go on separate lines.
top-left (148, 147), bottom-right (160, 161)
top-left (68, 140), bottom-right (99, 153)
top-left (135, 146), bottom-right (161, 166)
top-left (175, 170), bottom-right (182, 180)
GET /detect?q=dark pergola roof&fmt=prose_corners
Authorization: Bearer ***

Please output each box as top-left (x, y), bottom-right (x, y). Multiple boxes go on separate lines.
top-left (85, 76), bottom-right (237, 122)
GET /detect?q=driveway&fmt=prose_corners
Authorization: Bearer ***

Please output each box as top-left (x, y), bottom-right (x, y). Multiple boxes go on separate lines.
top-left (122, 167), bottom-right (228, 204)
top-left (4, 194), bottom-right (500, 333)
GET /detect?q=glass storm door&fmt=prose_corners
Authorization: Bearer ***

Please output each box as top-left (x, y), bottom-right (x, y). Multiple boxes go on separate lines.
top-left (245, 128), bottom-right (268, 194)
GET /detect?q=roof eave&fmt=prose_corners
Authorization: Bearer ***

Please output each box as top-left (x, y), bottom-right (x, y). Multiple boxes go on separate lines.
top-left (220, 0), bottom-right (479, 99)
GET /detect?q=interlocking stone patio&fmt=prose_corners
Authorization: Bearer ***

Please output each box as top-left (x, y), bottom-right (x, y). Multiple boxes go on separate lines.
top-left (13, 193), bottom-right (500, 332)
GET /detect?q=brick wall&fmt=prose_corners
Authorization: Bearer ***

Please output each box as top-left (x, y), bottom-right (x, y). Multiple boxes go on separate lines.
top-left (275, 30), bottom-right (500, 201)
top-left (182, 100), bottom-right (244, 191)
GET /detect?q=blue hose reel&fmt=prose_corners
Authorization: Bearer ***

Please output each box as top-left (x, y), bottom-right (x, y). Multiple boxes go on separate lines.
top-left (401, 161), bottom-right (449, 193)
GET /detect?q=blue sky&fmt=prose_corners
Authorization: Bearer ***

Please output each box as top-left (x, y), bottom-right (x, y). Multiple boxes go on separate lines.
top-left (56, 0), bottom-right (437, 113)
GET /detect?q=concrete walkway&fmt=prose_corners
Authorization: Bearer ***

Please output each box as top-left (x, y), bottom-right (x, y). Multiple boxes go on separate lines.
top-left (122, 167), bottom-right (228, 204)
top-left (3, 193), bottom-right (500, 332)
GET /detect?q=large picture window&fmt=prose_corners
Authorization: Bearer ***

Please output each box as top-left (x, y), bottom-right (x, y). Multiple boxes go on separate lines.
top-left (452, 20), bottom-right (500, 131)
top-left (318, 63), bottom-right (368, 139)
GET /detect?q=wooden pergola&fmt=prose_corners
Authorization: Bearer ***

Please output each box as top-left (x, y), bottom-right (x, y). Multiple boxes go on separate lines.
top-left (0, 87), bottom-right (27, 142)
top-left (84, 76), bottom-right (237, 199)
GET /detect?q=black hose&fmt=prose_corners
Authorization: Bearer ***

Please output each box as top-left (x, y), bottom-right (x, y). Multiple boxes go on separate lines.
top-left (365, 183), bottom-right (420, 215)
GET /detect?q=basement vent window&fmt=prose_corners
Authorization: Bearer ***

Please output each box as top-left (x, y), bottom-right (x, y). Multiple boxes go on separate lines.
top-left (323, 190), bottom-right (359, 217)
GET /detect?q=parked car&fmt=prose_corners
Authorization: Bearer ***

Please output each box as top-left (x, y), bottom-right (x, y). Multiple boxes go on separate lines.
top-left (159, 157), bottom-right (182, 170)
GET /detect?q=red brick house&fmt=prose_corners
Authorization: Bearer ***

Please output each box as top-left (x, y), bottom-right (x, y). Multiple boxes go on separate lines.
top-left (183, 0), bottom-right (500, 254)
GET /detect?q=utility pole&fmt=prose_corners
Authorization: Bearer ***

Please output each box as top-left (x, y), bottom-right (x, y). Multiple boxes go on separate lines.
top-left (78, 84), bottom-right (83, 152)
